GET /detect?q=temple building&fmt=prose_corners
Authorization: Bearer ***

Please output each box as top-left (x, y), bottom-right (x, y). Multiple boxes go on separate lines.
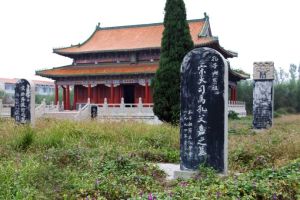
top-left (36, 14), bottom-right (248, 110)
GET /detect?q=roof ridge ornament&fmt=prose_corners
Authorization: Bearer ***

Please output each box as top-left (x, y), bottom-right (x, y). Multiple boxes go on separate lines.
top-left (204, 12), bottom-right (209, 20)
top-left (198, 12), bottom-right (210, 38)
top-left (96, 22), bottom-right (101, 30)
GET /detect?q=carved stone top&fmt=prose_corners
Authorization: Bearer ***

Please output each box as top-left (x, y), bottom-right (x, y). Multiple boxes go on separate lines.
top-left (253, 62), bottom-right (274, 80)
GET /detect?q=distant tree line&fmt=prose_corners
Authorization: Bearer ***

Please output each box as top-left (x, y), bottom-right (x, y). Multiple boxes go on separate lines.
top-left (237, 64), bottom-right (300, 115)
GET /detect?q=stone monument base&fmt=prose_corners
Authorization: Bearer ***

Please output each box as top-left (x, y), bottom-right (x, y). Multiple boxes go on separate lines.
top-left (156, 163), bottom-right (198, 180)
top-left (157, 163), bottom-right (228, 180)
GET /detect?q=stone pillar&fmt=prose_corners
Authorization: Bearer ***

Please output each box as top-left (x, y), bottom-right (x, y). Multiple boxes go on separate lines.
top-left (14, 79), bottom-right (35, 127)
top-left (103, 98), bottom-right (108, 108)
top-left (253, 62), bottom-right (275, 129)
top-left (179, 47), bottom-right (228, 174)
top-left (110, 84), bottom-right (114, 104)
top-left (138, 97), bottom-right (143, 112)
top-left (121, 97), bottom-right (125, 109)
top-left (55, 84), bottom-right (59, 105)
top-left (88, 84), bottom-right (91, 103)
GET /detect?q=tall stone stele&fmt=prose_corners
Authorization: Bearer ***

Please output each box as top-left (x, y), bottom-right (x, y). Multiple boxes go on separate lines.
top-left (253, 62), bottom-right (275, 129)
top-left (180, 47), bottom-right (228, 174)
top-left (14, 79), bottom-right (35, 126)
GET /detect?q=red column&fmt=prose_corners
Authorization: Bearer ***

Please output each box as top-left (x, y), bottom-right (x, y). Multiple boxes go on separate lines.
top-left (110, 84), bottom-right (114, 104)
top-left (145, 81), bottom-right (149, 104)
top-left (88, 84), bottom-right (91, 103)
top-left (97, 85), bottom-right (101, 104)
top-left (234, 87), bottom-right (237, 102)
top-left (66, 85), bottom-right (70, 110)
top-left (230, 86), bottom-right (234, 101)
top-left (62, 86), bottom-right (66, 110)
top-left (73, 85), bottom-right (77, 110)
top-left (55, 84), bottom-right (59, 105)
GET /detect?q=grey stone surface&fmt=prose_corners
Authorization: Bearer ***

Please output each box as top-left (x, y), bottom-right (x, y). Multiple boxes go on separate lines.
top-left (180, 47), bottom-right (228, 174)
top-left (253, 80), bottom-right (274, 129)
top-left (156, 163), bottom-right (198, 180)
top-left (253, 62), bottom-right (275, 80)
top-left (14, 79), bottom-right (32, 124)
top-left (157, 163), bottom-right (180, 180)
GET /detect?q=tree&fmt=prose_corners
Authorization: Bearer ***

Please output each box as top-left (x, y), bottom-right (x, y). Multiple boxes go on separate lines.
top-left (289, 64), bottom-right (297, 83)
top-left (152, 0), bottom-right (194, 123)
top-left (298, 64), bottom-right (300, 80)
top-left (237, 80), bottom-right (253, 114)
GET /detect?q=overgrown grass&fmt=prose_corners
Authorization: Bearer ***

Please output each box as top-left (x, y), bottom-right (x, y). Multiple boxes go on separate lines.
top-left (0, 115), bottom-right (299, 199)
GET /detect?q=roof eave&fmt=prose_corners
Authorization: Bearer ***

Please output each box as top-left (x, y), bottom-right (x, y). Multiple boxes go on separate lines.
top-left (53, 47), bottom-right (162, 57)
top-left (36, 71), bottom-right (156, 79)
top-left (229, 69), bottom-right (250, 80)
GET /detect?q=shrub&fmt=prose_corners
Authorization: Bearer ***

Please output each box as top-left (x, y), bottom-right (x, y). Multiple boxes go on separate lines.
top-left (228, 110), bottom-right (240, 120)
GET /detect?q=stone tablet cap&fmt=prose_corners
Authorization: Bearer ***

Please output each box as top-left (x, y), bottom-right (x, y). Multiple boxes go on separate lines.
top-left (253, 62), bottom-right (275, 80)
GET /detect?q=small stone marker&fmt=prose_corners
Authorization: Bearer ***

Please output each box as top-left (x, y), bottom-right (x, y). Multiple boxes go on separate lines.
top-left (253, 62), bottom-right (274, 129)
top-left (180, 47), bottom-right (228, 174)
top-left (14, 79), bottom-right (35, 126)
top-left (91, 105), bottom-right (98, 119)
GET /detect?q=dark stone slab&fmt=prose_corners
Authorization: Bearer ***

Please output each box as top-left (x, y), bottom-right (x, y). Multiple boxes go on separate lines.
top-left (14, 79), bottom-right (31, 124)
top-left (253, 81), bottom-right (273, 129)
top-left (10, 107), bottom-right (15, 118)
top-left (91, 105), bottom-right (98, 119)
top-left (180, 47), bottom-right (228, 173)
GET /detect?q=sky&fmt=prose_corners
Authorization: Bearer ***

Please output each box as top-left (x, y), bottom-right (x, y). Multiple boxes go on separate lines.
top-left (0, 0), bottom-right (299, 81)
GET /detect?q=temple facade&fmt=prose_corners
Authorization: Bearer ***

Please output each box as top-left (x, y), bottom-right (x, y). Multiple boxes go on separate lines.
top-left (36, 14), bottom-right (247, 111)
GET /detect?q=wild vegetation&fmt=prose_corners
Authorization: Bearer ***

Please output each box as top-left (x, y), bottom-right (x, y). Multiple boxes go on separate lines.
top-left (0, 115), bottom-right (299, 199)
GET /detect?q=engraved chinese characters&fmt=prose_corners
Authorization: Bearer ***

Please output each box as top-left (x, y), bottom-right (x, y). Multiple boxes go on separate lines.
top-left (180, 47), bottom-right (228, 173)
top-left (14, 79), bottom-right (31, 124)
top-left (253, 62), bottom-right (275, 129)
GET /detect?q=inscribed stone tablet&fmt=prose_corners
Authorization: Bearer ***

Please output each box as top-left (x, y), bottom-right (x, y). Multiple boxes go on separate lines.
top-left (253, 81), bottom-right (273, 129)
top-left (14, 79), bottom-right (31, 124)
top-left (180, 47), bottom-right (228, 173)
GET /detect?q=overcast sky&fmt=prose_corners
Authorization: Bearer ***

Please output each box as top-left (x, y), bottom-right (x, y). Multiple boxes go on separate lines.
top-left (0, 0), bottom-right (299, 81)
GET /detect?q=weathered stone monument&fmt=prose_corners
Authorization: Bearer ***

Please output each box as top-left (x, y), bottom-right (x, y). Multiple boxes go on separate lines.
top-left (91, 105), bottom-right (98, 119)
top-left (14, 79), bottom-right (35, 126)
top-left (253, 62), bottom-right (275, 129)
top-left (180, 47), bottom-right (228, 174)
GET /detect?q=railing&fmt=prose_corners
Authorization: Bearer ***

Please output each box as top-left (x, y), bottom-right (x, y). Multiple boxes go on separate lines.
top-left (35, 99), bottom-right (46, 118)
top-left (45, 104), bottom-right (59, 112)
top-left (228, 101), bottom-right (245, 105)
top-left (0, 100), bottom-right (12, 118)
top-left (228, 101), bottom-right (247, 117)
top-left (74, 103), bottom-right (90, 121)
